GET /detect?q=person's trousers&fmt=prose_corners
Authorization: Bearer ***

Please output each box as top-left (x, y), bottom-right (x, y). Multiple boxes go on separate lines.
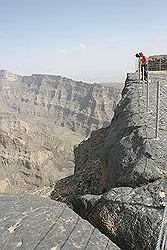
top-left (141, 64), bottom-right (148, 81)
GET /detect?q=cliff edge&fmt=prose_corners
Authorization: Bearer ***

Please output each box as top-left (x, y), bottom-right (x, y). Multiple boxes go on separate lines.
top-left (51, 73), bottom-right (167, 250)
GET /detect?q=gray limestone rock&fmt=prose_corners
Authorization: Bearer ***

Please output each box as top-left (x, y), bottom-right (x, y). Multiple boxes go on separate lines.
top-left (0, 193), bottom-right (120, 250)
top-left (102, 73), bottom-right (167, 189)
top-left (51, 73), bottom-right (167, 250)
top-left (72, 179), bottom-right (166, 250)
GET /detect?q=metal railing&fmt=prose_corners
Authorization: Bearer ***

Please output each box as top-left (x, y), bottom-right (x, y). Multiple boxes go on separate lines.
top-left (149, 57), bottom-right (167, 71)
top-left (156, 204), bottom-right (167, 250)
top-left (137, 60), bottom-right (166, 249)
top-left (137, 60), bottom-right (161, 139)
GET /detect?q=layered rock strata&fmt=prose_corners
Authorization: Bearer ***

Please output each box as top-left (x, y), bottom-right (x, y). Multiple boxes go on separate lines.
top-left (0, 70), bottom-right (121, 192)
top-left (0, 70), bottom-right (121, 136)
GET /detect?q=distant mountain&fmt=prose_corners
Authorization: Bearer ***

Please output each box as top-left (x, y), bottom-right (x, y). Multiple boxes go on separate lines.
top-left (97, 81), bottom-right (124, 88)
top-left (0, 70), bottom-right (121, 192)
top-left (0, 70), bottom-right (121, 136)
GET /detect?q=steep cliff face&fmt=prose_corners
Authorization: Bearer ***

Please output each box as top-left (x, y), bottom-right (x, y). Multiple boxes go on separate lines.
top-left (0, 70), bottom-right (121, 193)
top-left (51, 73), bottom-right (167, 250)
top-left (0, 70), bottom-right (120, 136)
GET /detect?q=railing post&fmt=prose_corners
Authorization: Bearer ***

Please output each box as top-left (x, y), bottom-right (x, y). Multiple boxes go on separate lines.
top-left (138, 59), bottom-right (141, 82)
top-left (146, 69), bottom-right (150, 112)
top-left (140, 65), bottom-right (145, 96)
top-left (142, 67), bottom-right (144, 96)
top-left (142, 65), bottom-right (144, 81)
top-left (161, 226), bottom-right (167, 250)
top-left (159, 58), bottom-right (162, 71)
top-left (155, 204), bottom-right (167, 250)
top-left (155, 81), bottom-right (160, 139)
top-left (146, 80), bottom-right (150, 112)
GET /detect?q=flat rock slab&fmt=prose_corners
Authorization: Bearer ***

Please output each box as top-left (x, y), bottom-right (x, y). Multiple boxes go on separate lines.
top-left (0, 194), bottom-right (120, 250)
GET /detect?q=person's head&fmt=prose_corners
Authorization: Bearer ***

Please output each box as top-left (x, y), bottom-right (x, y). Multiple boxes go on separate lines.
top-left (139, 52), bottom-right (143, 57)
top-left (135, 53), bottom-right (140, 58)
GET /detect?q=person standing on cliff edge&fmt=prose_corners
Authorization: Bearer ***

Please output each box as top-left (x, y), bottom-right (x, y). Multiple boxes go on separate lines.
top-left (135, 52), bottom-right (149, 81)
top-left (139, 52), bottom-right (149, 81)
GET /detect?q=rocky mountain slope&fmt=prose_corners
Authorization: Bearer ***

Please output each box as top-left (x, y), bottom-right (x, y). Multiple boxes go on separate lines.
top-left (51, 73), bottom-right (167, 250)
top-left (0, 70), bottom-right (120, 136)
top-left (0, 70), bottom-right (121, 192)
top-left (0, 114), bottom-right (84, 193)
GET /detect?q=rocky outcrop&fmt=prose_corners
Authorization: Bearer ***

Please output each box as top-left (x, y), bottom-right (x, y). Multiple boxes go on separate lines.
top-left (51, 127), bottom-right (109, 204)
top-left (73, 180), bottom-right (166, 250)
top-left (51, 73), bottom-right (167, 249)
top-left (0, 70), bottom-right (121, 193)
top-left (101, 73), bottom-right (167, 189)
top-left (0, 193), bottom-right (120, 250)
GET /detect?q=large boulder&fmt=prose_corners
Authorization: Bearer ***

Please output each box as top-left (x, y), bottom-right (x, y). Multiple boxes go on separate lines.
top-left (72, 179), bottom-right (166, 250)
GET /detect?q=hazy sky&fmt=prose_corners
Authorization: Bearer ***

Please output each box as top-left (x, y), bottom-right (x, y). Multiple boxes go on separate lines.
top-left (0, 0), bottom-right (166, 83)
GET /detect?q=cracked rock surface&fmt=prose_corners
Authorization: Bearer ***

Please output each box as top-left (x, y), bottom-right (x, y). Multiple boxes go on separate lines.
top-left (72, 179), bottom-right (166, 250)
top-left (0, 193), bottom-right (120, 250)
